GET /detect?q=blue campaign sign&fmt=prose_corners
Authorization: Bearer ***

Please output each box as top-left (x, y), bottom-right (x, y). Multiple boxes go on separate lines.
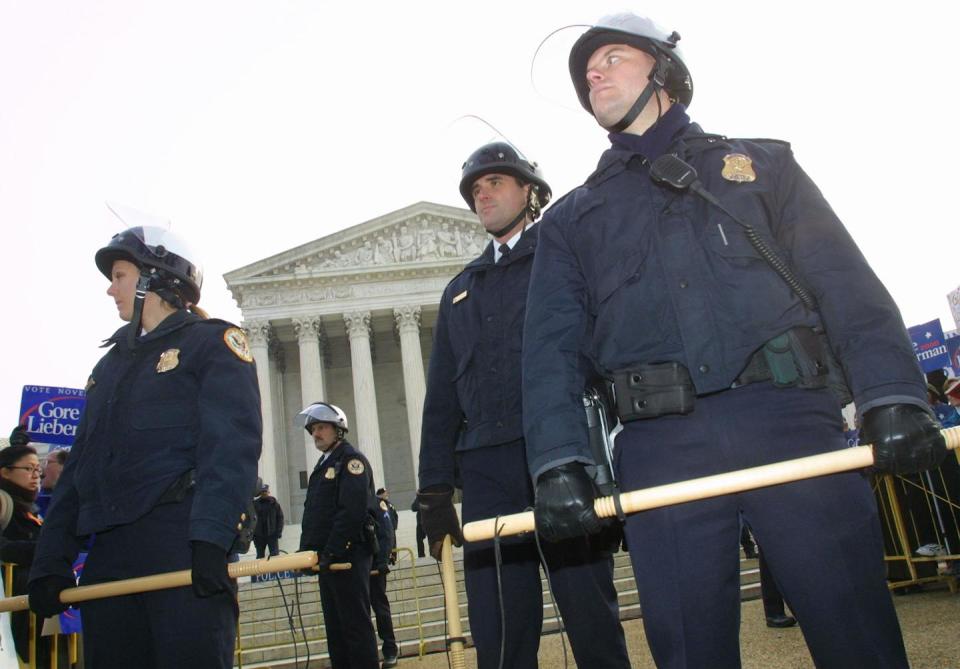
top-left (907, 319), bottom-right (951, 374)
top-left (18, 385), bottom-right (86, 446)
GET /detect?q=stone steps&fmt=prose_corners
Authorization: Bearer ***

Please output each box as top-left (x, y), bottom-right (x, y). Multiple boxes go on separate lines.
top-left (232, 549), bottom-right (761, 668)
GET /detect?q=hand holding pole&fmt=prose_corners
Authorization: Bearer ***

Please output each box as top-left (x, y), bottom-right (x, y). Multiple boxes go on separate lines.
top-left (463, 426), bottom-right (960, 542)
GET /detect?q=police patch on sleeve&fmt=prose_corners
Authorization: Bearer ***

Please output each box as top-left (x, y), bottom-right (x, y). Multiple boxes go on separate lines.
top-left (347, 459), bottom-right (365, 476)
top-left (223, 327), bottom-right (254, 362)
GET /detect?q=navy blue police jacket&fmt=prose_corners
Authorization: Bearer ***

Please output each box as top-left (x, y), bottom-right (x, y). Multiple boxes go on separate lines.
top-left (299, 440), bottom-right (377, 559)
top-left (522, 114), bottom-right (926, 480)
top-left (374, 499), bottom-right (396, 567)
top-left (30, 309), bottom-right (263, 582)
top-left (418, 228), bottom-right (537, 489)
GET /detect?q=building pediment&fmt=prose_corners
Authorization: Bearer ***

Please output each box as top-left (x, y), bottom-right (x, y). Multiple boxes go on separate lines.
top-left (225, 201), bottom-right (486, 286)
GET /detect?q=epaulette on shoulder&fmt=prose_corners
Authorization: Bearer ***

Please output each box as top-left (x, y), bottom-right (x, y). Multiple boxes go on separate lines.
top-left (734, 137), bottom-right (792, 150)
top-left (201, 317), bottom-right (240, 329)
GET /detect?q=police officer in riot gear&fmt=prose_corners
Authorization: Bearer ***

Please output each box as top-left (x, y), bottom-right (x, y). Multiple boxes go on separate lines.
top-left (417, 142), bottom-right (631, 669)
top-left (27, 207), bottom-right (262, 668)
top-left (524, 13), bottom-right (945, 668)
top-left (297, 402), bottom-right (379, 669)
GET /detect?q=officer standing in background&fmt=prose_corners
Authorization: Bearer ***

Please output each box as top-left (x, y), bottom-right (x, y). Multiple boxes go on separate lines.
top-left (252, 483), bottom-right (284, 559)
top-left (297, 402), bottom-right (379, 669)
top-left (376, 487), bottom-right (399, 531)
top-left (417, 142), bottom-right (631, 669)
top-left (371, 492), bottom-right (398, 667)
top-left (523, 14), bottom-right (946, 668)
top-left (27, 210), bottom-right (262, 668)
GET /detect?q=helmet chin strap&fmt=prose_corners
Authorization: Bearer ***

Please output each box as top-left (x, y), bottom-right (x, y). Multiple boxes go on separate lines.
top-left (127, 271), bottom-right (153, 349)
top-left (605, 59), bottom-right (668, 133)
top-left (490, 208), bottom-right (529, 239)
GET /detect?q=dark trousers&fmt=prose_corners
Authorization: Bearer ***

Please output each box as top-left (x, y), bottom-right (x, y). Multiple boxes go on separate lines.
top-left (615, 382), bottom-right (907, 669)
top-left (317, 545), bottom-right (378, 669)
top-left (459, 440), bottom-right (631, 669)
top-left (253, 536), bottom-right (280, 558)
top-left (79, 497), bottom-right (236, 669)
top-left (369, 571), bottom-right (398, 658)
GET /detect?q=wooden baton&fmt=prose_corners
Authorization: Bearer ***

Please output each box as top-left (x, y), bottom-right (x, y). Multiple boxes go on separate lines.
top-left (0, 550), bottom-right (321, 614)
top-left (462, 426), bottom-right (960, 542)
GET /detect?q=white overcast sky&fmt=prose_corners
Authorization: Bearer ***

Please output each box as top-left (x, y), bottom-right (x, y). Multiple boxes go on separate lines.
top-left (1, 1), bottom-right (957, 423)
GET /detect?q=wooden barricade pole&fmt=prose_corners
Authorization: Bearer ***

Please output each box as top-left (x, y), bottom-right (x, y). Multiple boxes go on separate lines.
top-left (0, 551), bottom-right (321, 614)
top-left (440, 535), bottom-right (466, 669)
top-left (464, 426), bottom-right (960, 542)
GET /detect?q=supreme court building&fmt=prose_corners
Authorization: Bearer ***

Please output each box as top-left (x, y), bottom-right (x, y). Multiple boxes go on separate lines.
top-left (224, 201), bottom-right (485, 523)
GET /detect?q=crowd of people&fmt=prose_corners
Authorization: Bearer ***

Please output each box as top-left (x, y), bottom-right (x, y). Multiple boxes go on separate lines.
top-left (3, 10), bottom-right (956, 669)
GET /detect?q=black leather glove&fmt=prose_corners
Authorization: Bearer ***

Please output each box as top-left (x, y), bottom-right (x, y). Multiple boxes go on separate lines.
top-left (190, 541), bottom-right (232, 598)
top-left (416, 485), bottom-right (463, 560)
top-left (861, 403), bottom-right (947, 475)
top-left (535, 462), bottom-right (604, 542)
top-left (28, 574), bottom-right (76, 618)
top-left (388, 548), bottom-right (397, 566)
top-left (375, 561), bottom-right (390, 576)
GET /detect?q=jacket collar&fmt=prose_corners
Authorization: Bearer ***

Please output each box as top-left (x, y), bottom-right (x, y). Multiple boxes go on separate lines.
top-left (586, 122), bottom-right (730, 188)
top-left (463, 224), bottom-right (539, 272)
top-left (102, 309), bottom-right (198, 348)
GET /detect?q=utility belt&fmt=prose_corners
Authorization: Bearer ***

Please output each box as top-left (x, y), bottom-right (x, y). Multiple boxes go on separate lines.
top-left (611, 327), bottom-right (851, 423)
top-left (157, 469), bottom-right (260, 554)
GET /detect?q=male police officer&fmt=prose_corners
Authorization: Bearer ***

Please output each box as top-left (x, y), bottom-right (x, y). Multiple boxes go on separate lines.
top-left (298, 402), bottom-right (379, 669)
top-left (523, 14), bottom-right (947, 668)
top-left (417, 142), bottom-right (631, 669)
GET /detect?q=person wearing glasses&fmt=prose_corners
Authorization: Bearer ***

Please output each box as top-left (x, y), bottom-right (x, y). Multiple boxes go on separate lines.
top-left (0, 439), bottom-right (46, 665)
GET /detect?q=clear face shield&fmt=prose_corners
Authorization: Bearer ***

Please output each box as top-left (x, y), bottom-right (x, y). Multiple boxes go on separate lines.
top-left (105, 203), bottom-right (204, 289)
top-left (530, 13), bottom-right (691, 117)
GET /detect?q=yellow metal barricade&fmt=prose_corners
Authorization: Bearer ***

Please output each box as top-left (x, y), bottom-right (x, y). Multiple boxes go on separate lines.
top-left (392, 546), bottom-right (427, 658)
top-left (2, 561), bottom-right (80, 668)
top-left (874, 449), bottom-right (960, 593)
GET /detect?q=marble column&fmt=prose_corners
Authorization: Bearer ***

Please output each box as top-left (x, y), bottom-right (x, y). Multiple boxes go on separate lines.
top-left (294, 315), bottom-right (326, 475)
top-left (343, 310), bottom-right (385, 489)
top-left (268, 337), bottom-right (291, 518)
top-left (245, 320), bottom-right (278, 498)
top-left (394, 305), bottom-right (426, 481)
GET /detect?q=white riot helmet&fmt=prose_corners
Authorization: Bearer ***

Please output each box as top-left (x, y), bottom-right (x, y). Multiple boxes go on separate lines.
top-left (568, 13), bottom-right (692, 132)
top-left (298, 402), bottom-right (349, 438)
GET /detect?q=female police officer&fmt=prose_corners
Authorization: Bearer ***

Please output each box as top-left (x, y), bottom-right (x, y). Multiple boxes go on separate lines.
top-left (26, 207), bottom-right (262, 668)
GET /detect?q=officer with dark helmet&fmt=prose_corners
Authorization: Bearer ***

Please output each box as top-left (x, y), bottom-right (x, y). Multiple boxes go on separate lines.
top-left (297, 401), bottom-right (379, 669)
top-left (26, 205), bottom-right (262, 668)
top-left (523, 13), bottom-right (947, 668)
top-left (417, 142), bottom-right (631, 668)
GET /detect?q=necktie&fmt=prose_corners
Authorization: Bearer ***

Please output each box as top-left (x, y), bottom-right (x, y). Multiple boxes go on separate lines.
top-left (498, 244), bottom-right (510, 264)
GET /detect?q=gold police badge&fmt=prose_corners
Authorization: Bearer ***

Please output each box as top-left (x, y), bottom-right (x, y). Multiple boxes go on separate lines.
top-left (324, 467), bottom-right (336, 480)
top-left (721, 153), bottom-right (757, 183)
top-left (223, 327), bottom-right (254, 362)
top-left (156, 349), bottom-right (181, 373)
top-left (347, 459), bottom-right (365, 476)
